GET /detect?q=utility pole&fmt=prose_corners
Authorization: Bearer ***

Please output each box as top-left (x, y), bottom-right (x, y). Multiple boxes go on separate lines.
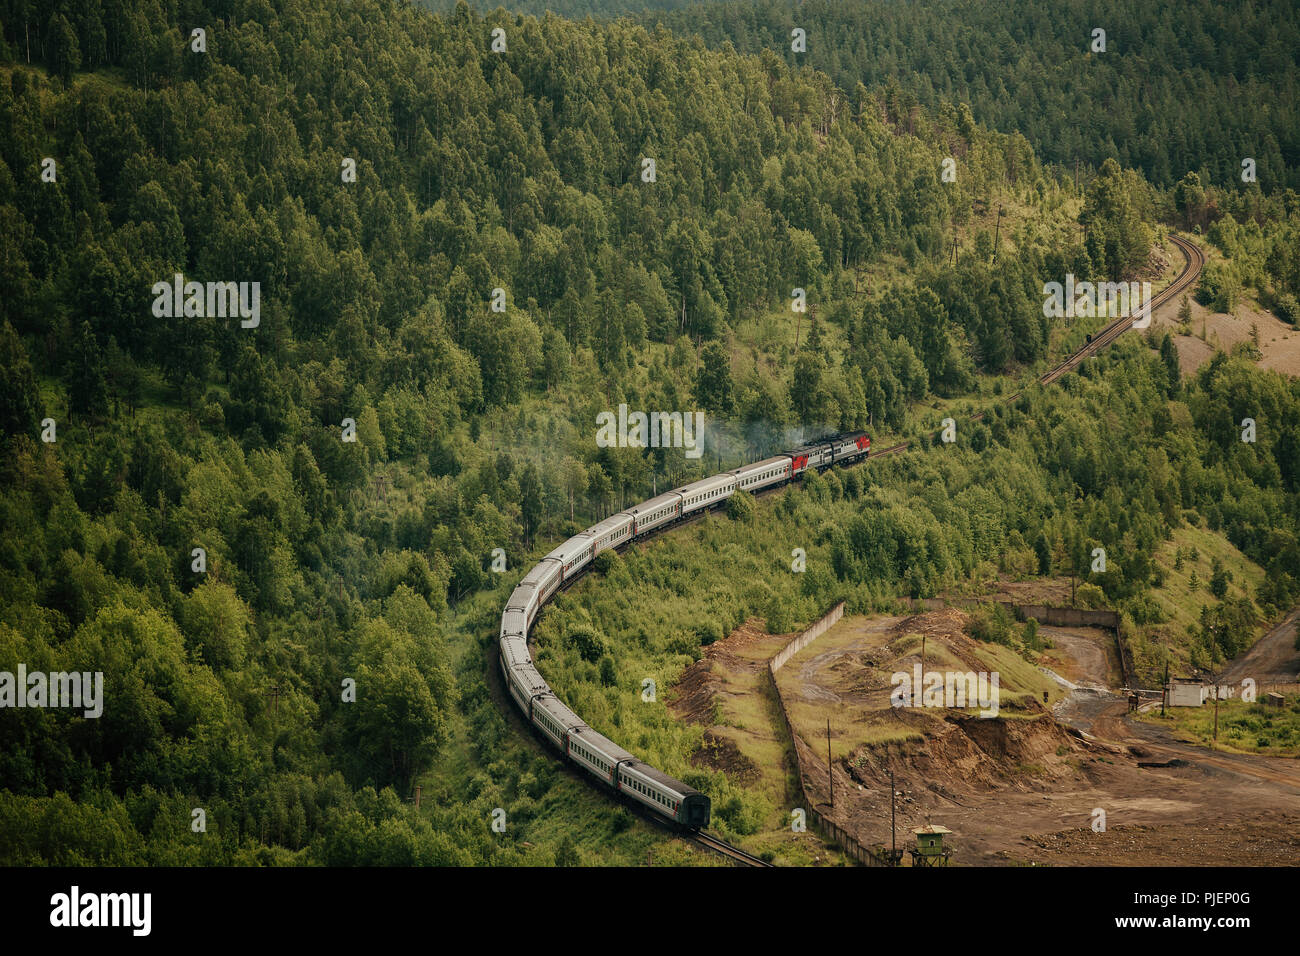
top-left (992, 204), bottom-right (1004, 263)
top-left (1161, 661), bottom-right (1169, 717)
top-left (1213, 684), bottom-right (1219, 748)
top-left (414, 785), bottom-right (422, 810)
top-left (889, 769), bottom-right (897, 865)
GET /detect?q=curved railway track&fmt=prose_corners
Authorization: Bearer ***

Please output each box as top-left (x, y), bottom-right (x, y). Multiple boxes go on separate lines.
top-left (508, 234), bottom-right (1202, 867)
top-left (1037, 234), bottom-right (1204, 387)
top-left (868, 234), bottom-right (1201, 454)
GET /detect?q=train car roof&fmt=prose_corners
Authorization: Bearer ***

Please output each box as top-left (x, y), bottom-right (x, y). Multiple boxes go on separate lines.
top-left (584, 512), bottom-right (633, 538)
top-left (570, 727), bottom-right (635, 765)
top-left (520, 558), bottom-right (561, 586)
top-left (499, 635), bottom-right (531, 667)
top-left (505, 584), bottom-right (536, 612)
top-left (509, 660), bottom-right (549, 693)
top-left (542, 534), bottom-right (596, 564)
top-left (624, 761), bottom-right (698, 798)
top-left (531, 692), bottom-right (585, 731)
top-left (672, 473), bottom-right (736, 497)
top-left (625, 491), bottom-right (682, 514)
top-left (729, 455), bottom-right (792, 475)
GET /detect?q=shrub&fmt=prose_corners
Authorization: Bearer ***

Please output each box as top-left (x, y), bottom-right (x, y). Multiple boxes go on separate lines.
top-left (694, 619), bottom-right (723, 646)
top-left (727, 488), bottom-right (754, 522)
top-left (968, 602), bottom-right (1016, 645)
top-left (764, 595), bottom-right (792, 634)
top-left (593, 549), bottom-right (620, 574)
top-left (1076, 582), bottom-right (1107, 608)
top-left (567, 624), bottom-right (606, 663)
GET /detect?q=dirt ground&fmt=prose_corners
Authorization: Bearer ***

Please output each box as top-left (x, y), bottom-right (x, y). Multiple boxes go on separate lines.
top-left (1216, 605), bottom-right (1300, 686)
top-left (938, 575), bottom-right (1087, 609)
top-left (1151, 292), bottom-right (1300, 376)
top-left (1038, 625), bottom-right (1122, 689)
top-left (695, 610), bottom-right (1300, 866)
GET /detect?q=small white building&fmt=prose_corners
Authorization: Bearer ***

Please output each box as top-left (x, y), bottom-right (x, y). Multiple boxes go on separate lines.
top-left (1167, 678), bottom-right (1208, 707)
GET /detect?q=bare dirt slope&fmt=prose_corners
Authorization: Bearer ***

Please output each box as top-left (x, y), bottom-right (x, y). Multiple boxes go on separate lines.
top-left (1153, 292), bottom-right (1300, 376)
top-left (1216, 605), bottom-right (1300, 686)
top-left (780, 612), bottom-right (1300, 866)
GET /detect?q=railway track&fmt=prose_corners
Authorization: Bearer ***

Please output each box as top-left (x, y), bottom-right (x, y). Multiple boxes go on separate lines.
top-left (1037, 233), bottom-right (1204, 388)
top-left (869, 234), bottom-right (1203, 453)
top-left (689, 829), bottom-right (773, 867)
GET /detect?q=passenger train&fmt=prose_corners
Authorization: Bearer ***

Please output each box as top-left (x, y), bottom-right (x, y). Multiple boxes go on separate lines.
top-left (498, 431), bottom-right (871, 830)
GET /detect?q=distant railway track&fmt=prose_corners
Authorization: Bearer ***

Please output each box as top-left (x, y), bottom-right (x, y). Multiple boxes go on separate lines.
top-left (870, 234), bottom-right (1202, 452)
top-left (1037, 233), bottom-right (1204, 388)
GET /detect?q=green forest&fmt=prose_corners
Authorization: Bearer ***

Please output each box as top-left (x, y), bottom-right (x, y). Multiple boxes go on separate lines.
top-left (0, 0), bottom-right (1297, 865)
top-left (648, 0), bottom-right (1300, 193)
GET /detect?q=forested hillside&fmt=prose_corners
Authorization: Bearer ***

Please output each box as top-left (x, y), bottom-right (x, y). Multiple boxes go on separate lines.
top-left (642, 0), bottom-right (1300, 192)
top-left (1, 0), bottom-right (1298, 866)
top-left (0, 0), bottom-right (1084, 864)
top-left (438, 0), bottom-right (697, 19)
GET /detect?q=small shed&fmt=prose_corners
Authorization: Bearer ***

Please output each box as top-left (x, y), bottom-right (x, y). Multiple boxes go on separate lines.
top-left (1167, 678), bottom-right (1207, 707)
top-left (909, 824), bottom-right (952, 867)
top-left (1264, 692), bottom-right (1286, 709)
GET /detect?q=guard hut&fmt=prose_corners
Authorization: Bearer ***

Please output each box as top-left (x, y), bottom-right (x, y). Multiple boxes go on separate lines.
top-left (909, 824), bottom-right (952, 867)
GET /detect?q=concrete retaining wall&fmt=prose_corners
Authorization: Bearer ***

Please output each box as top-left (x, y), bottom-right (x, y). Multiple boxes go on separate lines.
top-left (767, 602), bottom-right (893, 867)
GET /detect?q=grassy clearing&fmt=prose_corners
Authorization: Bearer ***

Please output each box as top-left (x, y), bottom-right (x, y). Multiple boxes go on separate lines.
top-left (1137, 695), bottom-right (1300, 756)
top-left (1130, 522), bottom-right (1268, 675)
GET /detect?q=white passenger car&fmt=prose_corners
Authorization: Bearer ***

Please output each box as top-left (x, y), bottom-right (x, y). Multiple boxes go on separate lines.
top-left (673, 473), bottom-right (737, 516)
